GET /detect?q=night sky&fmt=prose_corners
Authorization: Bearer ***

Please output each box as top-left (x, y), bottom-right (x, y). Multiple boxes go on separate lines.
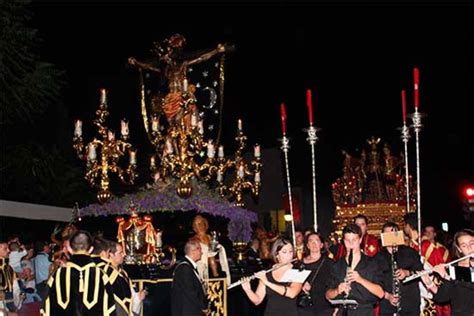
top-left (25, 2), bottom-right (473, 232)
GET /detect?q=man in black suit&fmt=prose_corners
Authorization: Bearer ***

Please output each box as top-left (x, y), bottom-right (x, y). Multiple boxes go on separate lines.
top-left (171, 240), bottom-right (209, 316)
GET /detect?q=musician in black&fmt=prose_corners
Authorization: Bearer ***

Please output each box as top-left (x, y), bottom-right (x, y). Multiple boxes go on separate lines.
top-left (298, 232), bottom-right (334, 316)
top-left (421, 229), bottom-right (474, 316)
top-left (375, 222), bottom-right (423, 316)
top-left (325, 224), bottom-right (384, 315)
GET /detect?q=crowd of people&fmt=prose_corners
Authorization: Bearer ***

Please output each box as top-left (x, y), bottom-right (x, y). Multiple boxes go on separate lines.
top-left (0, 231), bottom-right (146, 316)
top-left (0, 213), bottom-right (473, 316)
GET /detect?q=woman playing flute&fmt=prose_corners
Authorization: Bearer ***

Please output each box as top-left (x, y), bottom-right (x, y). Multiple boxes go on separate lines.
top-left (240, 238), bottom-right (303, 316)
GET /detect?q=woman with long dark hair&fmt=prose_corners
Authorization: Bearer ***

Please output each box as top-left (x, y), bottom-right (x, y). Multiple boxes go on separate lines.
top-left (297, 232), bottom-right (334, 316)
top-left (421, 229), bottom-right (474, 316)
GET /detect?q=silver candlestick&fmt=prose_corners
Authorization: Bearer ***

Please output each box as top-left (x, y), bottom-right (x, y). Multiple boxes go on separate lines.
top-left (305, 125), bottom-right (321, 232)
top-left (399, 123), bottom-right (411, 214)
top-left (409, 109), bottom-right (426, 255)
top-left (280, 134), bottom-right (296, 249)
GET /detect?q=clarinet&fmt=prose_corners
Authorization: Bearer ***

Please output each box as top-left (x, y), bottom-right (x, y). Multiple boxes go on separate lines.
top-left (391, 245), bottom-right (401, 316)
top-left (342, 249), bottom-right (353, 316)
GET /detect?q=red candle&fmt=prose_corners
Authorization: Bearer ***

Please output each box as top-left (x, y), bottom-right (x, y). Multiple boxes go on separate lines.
top-left (413, 67), bottom-right (420, 108)
top-left (401, 89), bottom-right (407, 123)
top-left (280, 103), bottom-right (287, 135)
top-left (306, 89), bottom-right (314, 125)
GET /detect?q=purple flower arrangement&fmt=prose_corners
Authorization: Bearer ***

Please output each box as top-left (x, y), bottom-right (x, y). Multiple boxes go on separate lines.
top-left (80, 179), bottom-right (258, 241)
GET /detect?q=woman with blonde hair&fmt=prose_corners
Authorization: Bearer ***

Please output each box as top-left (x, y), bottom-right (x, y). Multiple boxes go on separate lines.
top-left (241, 238), bottom-right (303, 316)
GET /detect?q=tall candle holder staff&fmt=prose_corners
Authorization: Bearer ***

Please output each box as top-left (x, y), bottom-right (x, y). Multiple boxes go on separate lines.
top-left (304, 89), bottom-right (321, 232)
top-left (279, 103), bottom-right (297, 248)
top-left (408, 68), bottom-right (426, 255)
top-left (399, 90), bottom-right (411, 214)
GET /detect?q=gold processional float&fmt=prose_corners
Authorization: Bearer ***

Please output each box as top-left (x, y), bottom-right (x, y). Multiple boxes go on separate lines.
top-left (72, 34), bottom-right (263, 316)
top-left (331, 136), bottom-right (416, 237)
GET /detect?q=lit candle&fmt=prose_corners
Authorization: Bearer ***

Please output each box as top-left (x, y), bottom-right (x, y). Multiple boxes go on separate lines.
top-left (306, 89), bottom-right (314, 125)
top-left (207, 141), bottom-right (215, 158)
top-left (129, 150), bottom-right (137, 165)
top-left (150, 156), bottom-right (156, 168)
top-left (88, 143), bottom-right (96, 161)
top-left (198, 120), bottom-right (204, 134)
top-left (401, 90), bottom-right (407, 123)
top-left (217, 170), bottom-right (223, 183)
top-left (238, 165), bottom-right (245, 178)
top-left (100, 89), bottom-right (107, 104)
top-left (151, 116), bottom-right (159, 132)
top-left (107, 130), bottom-right (115, 141)
top-left (74, 119), bottom-right (82, 137)
top-left (218, 145), bottom-right (224, 158)
top-left (254, 144), bottom-right (261, 158)
top-left (254, 171), bottom-right (261, 183)
top-left (165, 139), bottom-right (173, 154)
top-left (237, 119), bottom-right (242, 131)
top-left (121, 119), bottom-right (129, 137)
top-left (191, 112), bottom-right (197, 127)
top-left (413, 67), bottom-right (420, 109)
top-left (280, 103), bottom-right (287, 135)
top-left (183, 79), bottom-right (188, 92)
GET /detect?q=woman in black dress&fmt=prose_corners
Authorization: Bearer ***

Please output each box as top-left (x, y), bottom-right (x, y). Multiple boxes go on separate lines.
top-left (421, 229), bottom-right (474, 316)
top-left (298, 232), bottom-right (334, 316)
top-left (241, 238), bottom-right (303, 316)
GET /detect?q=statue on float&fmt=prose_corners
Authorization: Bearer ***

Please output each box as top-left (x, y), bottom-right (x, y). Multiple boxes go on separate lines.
top-left (190, 215), bottom-right (231, 286)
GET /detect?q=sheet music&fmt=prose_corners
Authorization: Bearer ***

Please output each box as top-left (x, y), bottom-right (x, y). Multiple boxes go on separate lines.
top-left (279, 269), bottom-right (312, 283)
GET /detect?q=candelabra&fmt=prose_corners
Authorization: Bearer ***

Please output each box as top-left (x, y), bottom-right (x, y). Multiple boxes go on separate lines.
top-left (146, 88), bottom-right (262, 204)
top-left (214, 124), bottom-right (262, 207)
top-left (73, 89), bottom-right (138, 203)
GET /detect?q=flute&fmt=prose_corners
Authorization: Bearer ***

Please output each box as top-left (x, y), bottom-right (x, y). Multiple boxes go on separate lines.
top-left (228, 258), bottom-right (298, 289)
top-left (403, 253), bottom-right (474, 283)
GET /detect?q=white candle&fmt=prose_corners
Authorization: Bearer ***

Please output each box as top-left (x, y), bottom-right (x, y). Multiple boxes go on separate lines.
top-left (165, 139), bottom-right (173, 154)
top-left (107, 130), bottom-right (115, 141)
top-left (217, 170), bottom-right (223, 183)
top-left (238, 165), bottom-right (245, 178)
top-left (237, 119), bottom-right (242, 131)
top-left (218, 145), bottom-right (224, 158)
top-left (150, 156), bottom-right (156, 168)
top-left (254, 172), bottom-right (261, 183)
top-left (74, 120), bottom-right (82, 137)
top-left (254, 144), bottom-right (261, 158)
top-left (207, 141), bottom-right (215, 158)
top-left (88, 143), bottom-right (97, 161)
top-left (100, 89), bottom-right (107, 104)
top-left (191, 113), bottom-right (197, 127)
top-left (151, 116), bottom-right (159, 132)
top-left (121, 119), bottom-right (129, 137)
top-left (198, 120), bottom-right (204, 134)
top-left (129, 150), bottom-right (137, 165)
top-left (183, 79), bottom-right (188, 92)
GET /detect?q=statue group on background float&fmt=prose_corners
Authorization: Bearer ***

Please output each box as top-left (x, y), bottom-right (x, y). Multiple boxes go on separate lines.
top-left (332, 136), bottom-right (415, 205)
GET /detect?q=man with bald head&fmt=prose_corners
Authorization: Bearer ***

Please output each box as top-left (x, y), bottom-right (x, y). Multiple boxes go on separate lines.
top-left (171, 239), bottom-right (209, 316)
